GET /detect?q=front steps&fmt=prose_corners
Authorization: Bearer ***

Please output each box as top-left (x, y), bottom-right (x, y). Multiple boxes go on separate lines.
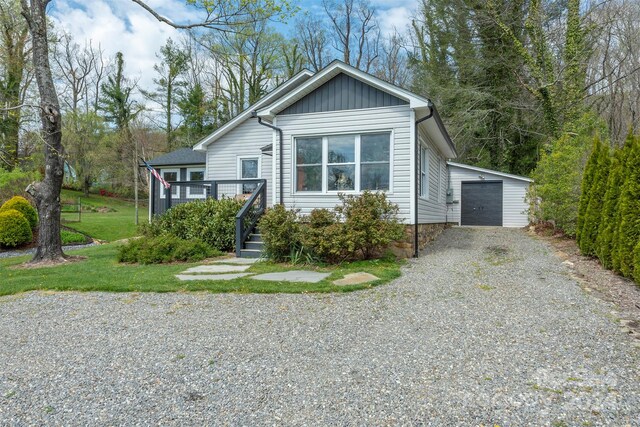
top-left (239, 231), bottom-right (263, 258)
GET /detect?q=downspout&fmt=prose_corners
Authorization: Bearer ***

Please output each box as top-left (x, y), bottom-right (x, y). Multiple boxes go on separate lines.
top-left (414, 106), bottom-right (434, 258)
top-left (253, 112), bottom-right (284, 205)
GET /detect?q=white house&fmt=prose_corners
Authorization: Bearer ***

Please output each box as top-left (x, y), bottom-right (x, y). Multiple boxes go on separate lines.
top-left (145, 61), bottom-right (531, 257)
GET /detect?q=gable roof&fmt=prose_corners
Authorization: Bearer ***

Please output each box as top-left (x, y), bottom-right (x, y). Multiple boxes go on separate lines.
top-left (145, 148), bottom-right (206, 167)
top-left (447, 161), bottom-right (533, 182)
top-left (193, 68), bottom-right (314, 151)
top-left (257, 60), bottom-right (431, 118)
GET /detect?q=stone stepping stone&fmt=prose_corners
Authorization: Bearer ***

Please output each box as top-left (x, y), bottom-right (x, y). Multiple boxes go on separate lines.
top-left (250, 270), bottom-right (330, 283)
top-left (211, 257), bottom-right (259, 265)
top-left (333, 272), bottom-right (380, 286)
top-left (182, 265), bottom-right (250, 274)
top-left (176, 273), bottom-right (252, 281)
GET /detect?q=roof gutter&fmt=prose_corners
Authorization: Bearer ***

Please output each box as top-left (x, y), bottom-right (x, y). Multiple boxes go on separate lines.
top-left (414, 106), bottom-right (434, 258)
top-left (253, 112), bottom-right (284, 205)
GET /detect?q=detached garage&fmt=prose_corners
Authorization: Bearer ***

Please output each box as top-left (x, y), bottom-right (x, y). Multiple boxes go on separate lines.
top-left (447, 162), bottom-right (532, 227)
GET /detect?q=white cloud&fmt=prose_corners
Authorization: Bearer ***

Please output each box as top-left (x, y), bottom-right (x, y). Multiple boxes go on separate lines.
top-left (50, 0), bottom-right (196, 94)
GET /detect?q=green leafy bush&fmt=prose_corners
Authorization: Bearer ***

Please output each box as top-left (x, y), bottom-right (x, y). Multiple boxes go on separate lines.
top-left (258, 204), bottom-right (301, 262)
top-left (531, 114), bottom-right (606, 236)
top-left (614, 133), bottom-right (640, 278)
top-left (335, 191), bottom-right (405, 260)
top-left (596, 145), bottom-right (633, 269)
top-left (0, 209), bottom-right (33, 248)
top-left (578, 137), bottom-right (610, 256)
top-left (300, 208), bottom-right (346, 263)
top-left (117, 235), bottom-right (219, 264)
top-left (0, 167), bottom-right (39, 202)
top-left (261, 192), bottom-right (404, 264)
top-left (0, 195), bottom-right (38, 229)
top-left (142, 198), bottom-right (244, 252)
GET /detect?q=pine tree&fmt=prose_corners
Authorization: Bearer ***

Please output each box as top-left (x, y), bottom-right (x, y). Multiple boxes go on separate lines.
top-left (615, 134), bottom-right (640, 278)
top-left (579, 139), bottom-right (610, 256)
top-left (576, 137), bottom-right (601, 245)
top-left (595, 144), bottom-right (625, 268)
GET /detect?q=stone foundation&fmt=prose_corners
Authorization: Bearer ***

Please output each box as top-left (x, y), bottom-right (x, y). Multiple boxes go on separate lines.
top-left (390, 223), bottom-right (450, 258)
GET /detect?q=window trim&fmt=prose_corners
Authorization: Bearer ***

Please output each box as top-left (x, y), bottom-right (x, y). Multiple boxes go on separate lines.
top-left (237, 155), bottom-right (261, 194)
top-left (293, 130), bottom-right (393, 195)
top-left (186, 167), bottom-right (206, 199)
top-left (420, 145), bottom-right (429, 200)
top-left (160, 168), bottom-right (179, 199)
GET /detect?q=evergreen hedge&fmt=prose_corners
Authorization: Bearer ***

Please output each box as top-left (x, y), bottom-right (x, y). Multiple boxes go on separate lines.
top-left (614, 134), bottom-right (640, 278)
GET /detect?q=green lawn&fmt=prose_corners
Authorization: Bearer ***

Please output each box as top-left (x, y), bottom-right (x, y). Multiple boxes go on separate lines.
top-left (0, 243), bottom-right (403, 296)
top-left (60, 189), bottom-right (145, 241)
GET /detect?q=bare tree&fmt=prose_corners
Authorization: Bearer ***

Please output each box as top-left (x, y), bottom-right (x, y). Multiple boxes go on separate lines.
top-left (52, 33), bottom-right (94, 114)
top-left (374, 30), bottom-right (409, 87)
top-left (323, 0), bottom-right (380, 72)
top-left (295, 13), bottom-right (331, 72)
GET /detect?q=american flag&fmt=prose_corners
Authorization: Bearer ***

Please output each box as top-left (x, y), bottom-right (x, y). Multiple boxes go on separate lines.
top-left (141, 159), bottom-right (171, 189)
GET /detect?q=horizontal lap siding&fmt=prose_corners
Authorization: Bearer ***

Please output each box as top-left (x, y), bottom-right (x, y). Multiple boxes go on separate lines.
top-left (277, 105), bottom-right (412, 222)
top-left (417, 128), bottom-right (448, 223)
top-left (448, 166), bottom-right (531, 227)
top-left (206, 119), bottom-right (273, 206)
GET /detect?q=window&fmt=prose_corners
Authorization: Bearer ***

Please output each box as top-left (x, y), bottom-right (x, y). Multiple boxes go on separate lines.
top-left (187, 168), bottom-right (205, 199)
top-left (295, 132), bottom-right (391, 193)
top-left (238, 157), bottom-right (260, 194)
top-left (420, 146), bottom-right (429, 199)
top-left (361, 133), bottom-right (390, 191)
top-left (160, 169), bottom-right (179, 199)
top-left (296, 137), bottom-right (323, 191)
top-left (327, 135), bottom-right (355, 191)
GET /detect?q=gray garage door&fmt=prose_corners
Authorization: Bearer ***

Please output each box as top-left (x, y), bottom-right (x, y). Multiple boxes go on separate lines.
top-left (461, 181), bottom-right (503, 226)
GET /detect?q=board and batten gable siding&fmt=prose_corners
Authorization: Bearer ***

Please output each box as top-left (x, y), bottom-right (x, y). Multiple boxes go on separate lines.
top-left (448, 165), bottom-right (531, 227)
top-left (205, 118), bottom-right (273, 206)
top-left (276, 105), bottom-right (413, 222)
top-left (280, 73), bottom-right (408, 115)
top-left (417, 127), bottom-right (449, 223)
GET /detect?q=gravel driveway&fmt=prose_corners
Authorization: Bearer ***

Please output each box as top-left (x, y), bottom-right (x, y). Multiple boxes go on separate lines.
top-left (1, 227), bottom-right (638, 426)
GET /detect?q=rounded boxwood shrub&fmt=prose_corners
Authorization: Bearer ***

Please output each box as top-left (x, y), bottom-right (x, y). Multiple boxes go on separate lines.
top-left (117, 235), bottom-right (219, 264)
top-left (0, 196), bottom-right (38, 229)
top-left (258, 204), bottom-right (301, 262)
top-left (0, 208), bottom-right (33, 247)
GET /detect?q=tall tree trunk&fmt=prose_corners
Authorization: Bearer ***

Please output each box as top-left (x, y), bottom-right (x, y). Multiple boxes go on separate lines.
top-left (21, 0), bottom-right (66, 263)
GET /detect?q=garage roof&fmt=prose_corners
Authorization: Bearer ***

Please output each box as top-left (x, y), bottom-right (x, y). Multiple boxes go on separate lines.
top-left (447, 162), bottom-right (533, 182)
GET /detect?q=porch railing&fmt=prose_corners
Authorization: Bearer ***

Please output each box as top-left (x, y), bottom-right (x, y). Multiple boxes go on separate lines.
top-left (235, 180), bottom-right (267, 256)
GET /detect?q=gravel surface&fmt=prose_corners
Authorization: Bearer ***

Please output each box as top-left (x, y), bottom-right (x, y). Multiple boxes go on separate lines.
top-left (0, 242), bottom-right (98, 259)
top-left (0, 227), bottom-right (638, 426)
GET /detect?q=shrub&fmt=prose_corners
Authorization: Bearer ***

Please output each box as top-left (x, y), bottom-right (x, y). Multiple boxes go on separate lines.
top-left (117, 235), bottom-right (218, 264)
top-left (143, 197), bottom-right (244, 252)
top-left (300, 208), bottom-right (347, 263)
top-left (531, 114), bottom-right (606, 236)
top-left (615, 133), bottom-right (640, 278)
top-left (633, 241), bottom-right (640, 284)
top-left (0, 209), bottom-right (33, 248)
top-left (0, 167), bottom-right (39, 202)
top-left (595, 138), bottom-right (630, 269)
top-left (258, 204), bottom-right (301, 262)
top-left (576, 136), bottom-right (601, 245)
top-left (336, 191), bottom-right (405, 260)
top-left (0, 195), bottom-right (38, 229)
top-left (60, 229), bottom-right (87, 245)
top-left (578, 137), bottom-right (610, 256)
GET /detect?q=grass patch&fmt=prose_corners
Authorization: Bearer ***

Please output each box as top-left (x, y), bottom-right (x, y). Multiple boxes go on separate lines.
top-left (60, 229), bottom-right (87, 245)
top-left (0, 243), bottom-right (403, 296)
top-left (60, 189), bottom-right (144, 241)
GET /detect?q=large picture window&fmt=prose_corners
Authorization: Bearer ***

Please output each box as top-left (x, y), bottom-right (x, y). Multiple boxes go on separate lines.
top-left (295, 132), bottom-right (391, 193)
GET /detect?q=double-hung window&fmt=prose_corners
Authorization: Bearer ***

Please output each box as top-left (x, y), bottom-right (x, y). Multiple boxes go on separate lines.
top-left (238, 157), bottom-right (260, 194)
top-left (187, 168), bottom-right (205, 199)
top-left (295, 132), bottom-right (391, 193)
top-left (160, 169), bottom-right (179, 199)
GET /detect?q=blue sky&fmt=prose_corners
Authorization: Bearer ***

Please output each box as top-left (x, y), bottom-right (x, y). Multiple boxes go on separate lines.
top-left (49, 0), bottom-right (417, 90)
